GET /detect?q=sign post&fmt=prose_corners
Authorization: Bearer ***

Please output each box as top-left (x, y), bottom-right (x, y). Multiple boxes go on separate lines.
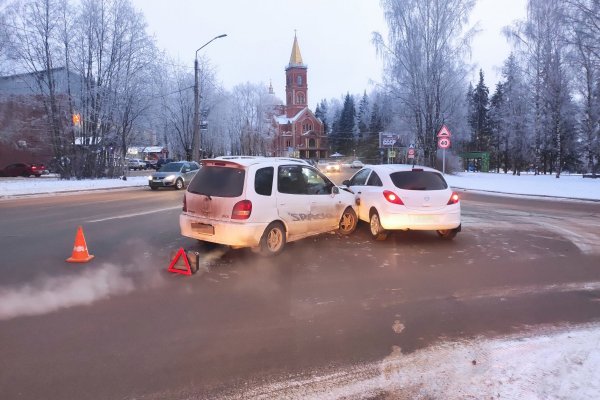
top-left (436, 125), bottom-right (452, 174)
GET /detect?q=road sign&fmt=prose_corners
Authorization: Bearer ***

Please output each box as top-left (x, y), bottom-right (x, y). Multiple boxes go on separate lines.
top-left (388, 150), bottom-right (396, 158)
top-left (407, 148), bottom-right (415, 159)
top-left (438, 137), bottom-right (451, 149)
top-left (379, 132), bottom-right (400, 148)
top-left (409, 143), bottom-right (415, 149)
top-left (437, 124), bottom-right (452, 138)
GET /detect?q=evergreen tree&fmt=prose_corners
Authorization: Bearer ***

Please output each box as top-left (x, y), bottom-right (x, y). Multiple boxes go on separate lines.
top-left (367, 101), bottom-right (384, 163)
top-left (314, 99), bottom-right (329, 134)
top-left (488, 82), bottom-right (505, 172)
top-left (468, 70), bottom-right (491, 151)
top-left (356, 91), bottom-right (370, 157)
top-left (334, 93), bottom-right (356, 154)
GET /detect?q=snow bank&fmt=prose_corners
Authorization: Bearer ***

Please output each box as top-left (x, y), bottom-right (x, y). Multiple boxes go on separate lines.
top-left (445, 172), bottom-right (600, 201)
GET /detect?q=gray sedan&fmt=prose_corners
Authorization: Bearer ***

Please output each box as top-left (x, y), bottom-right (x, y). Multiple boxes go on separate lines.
top-left (148, 161), bottom-right (200, 190)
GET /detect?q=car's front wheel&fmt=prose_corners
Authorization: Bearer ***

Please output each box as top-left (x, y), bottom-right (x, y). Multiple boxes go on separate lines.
top-left (338, 207), bottom-right (357, 235)
top-left (150, 186), bottom-right (158, 191)
top-left (257, 222), bottom-right (286, 256)
top-left (369, 211), bottom-right (388, 241)
top-left (175, 178), bottom-right (184, 190)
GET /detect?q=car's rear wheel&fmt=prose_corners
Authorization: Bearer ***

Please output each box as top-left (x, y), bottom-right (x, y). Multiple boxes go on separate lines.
top-left (175, 178), bottom-right (184, 190)
top-left (437, 229), bottom-right (458, 240)
top-left (150, 186), bottom-right (158, 191)
top-left (258, 222), bottom-right (286, 256)
top-left (369, 211), bottom-right (388, 241)
top-left (338, 207), bottom-right (357, 235)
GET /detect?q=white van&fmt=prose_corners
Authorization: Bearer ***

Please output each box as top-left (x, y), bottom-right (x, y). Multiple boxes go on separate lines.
top-left (180, 158), bottom-right (358, 255)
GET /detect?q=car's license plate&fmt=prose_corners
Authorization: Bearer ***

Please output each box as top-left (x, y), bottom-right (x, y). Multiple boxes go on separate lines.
top-left (411, 214), bottom-right (435, 222)
top-left (192, 223), bottom-right (214, 235)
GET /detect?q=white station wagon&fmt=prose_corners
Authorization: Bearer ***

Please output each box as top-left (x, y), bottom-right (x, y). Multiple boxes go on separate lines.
top-left (343, 164), bottom-right (461, 240)
top-left (180, 158), bottom-right (358, 255)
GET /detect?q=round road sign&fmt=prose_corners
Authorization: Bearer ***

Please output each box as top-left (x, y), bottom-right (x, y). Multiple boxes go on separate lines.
top-left (438, 137), bottom-right (451, 149)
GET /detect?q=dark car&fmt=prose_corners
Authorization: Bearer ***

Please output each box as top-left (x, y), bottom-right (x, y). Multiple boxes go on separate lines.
top-left (155, 158), bottom-right (174, 170)
top-left (1, 163), bottom-right (47, 177)
top-left (148, 161), bottom-right (200, 190)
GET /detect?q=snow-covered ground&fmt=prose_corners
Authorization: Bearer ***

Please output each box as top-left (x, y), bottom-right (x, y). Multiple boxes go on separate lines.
top-left (1, 170), bottom-right (599, 398)
top-left (230, 323), bottom-right (600, 400)
top-left (1, 171), bottom-right (599, 200)
top-left (445, 172), bottom-right (600, 201)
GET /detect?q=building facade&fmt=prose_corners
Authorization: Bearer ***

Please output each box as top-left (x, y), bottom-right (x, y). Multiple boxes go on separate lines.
top-left (273, 35), bottom-right (327, 160)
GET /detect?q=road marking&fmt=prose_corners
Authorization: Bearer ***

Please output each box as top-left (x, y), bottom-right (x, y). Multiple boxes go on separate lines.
top-left (86, 206), bottom-right (181, 223)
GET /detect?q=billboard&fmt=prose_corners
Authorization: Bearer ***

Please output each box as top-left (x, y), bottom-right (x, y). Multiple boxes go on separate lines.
top-left (379, 132), bottom-right (401, 148)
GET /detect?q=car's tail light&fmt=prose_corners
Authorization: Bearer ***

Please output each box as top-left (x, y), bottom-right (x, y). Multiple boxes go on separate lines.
top-left (231, 200), bottom-right (252, 220)
top-left (383, 190), bottom-right (404, 205)
top-left (183, 195), bottom-right (187, 212)
top-left (447, 192), bottom-right (459, 205)
top-left (31, 166), bottom-right (37, 170)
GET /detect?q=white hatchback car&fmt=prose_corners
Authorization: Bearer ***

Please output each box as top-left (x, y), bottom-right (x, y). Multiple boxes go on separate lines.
top-left (343, 164), bottom-right (461, 240)
top-left (180, 158), bottom-right (358, 255)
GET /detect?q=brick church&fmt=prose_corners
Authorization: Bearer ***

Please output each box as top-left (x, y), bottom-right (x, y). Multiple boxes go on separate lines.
top-left (272, 34), bottom-right (328, 159)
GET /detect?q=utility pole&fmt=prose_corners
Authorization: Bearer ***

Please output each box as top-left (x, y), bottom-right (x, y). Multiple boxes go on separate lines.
top-left (192, 34), bottom-right (227, 162)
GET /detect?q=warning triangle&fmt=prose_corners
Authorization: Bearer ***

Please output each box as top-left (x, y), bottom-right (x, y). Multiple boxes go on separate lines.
top-left (437, 124), bottom-right (452, 138)
top-left (167, 247), bottom-right (193, 276)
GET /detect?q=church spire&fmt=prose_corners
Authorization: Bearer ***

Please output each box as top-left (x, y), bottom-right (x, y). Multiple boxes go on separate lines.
top-left (288, 31), bottom-right (304, 67)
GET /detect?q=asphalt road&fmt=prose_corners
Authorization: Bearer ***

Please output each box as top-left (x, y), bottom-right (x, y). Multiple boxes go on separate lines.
top-left (0, 174), bottom-right (599, 399)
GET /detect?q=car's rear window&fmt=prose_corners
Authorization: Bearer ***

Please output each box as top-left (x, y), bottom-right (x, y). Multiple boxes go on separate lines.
top-left (390, 171), bottom-right (448, 190)
top-left (188, 166), bottom-right (245, 197)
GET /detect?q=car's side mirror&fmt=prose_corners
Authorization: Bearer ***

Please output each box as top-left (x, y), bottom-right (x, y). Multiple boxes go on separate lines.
top-left (331, 186), bottom-right (340, 195)
top-left (342, 180), bottom-right (351, 186)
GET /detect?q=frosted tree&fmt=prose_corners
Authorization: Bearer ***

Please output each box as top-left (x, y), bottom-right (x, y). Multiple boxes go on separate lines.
top-left (564, 0), bottom-right (600, 173)
top-left (506, 0), bottom-right (578, 176)
top-left (374, 0), bottom-right (476, 167)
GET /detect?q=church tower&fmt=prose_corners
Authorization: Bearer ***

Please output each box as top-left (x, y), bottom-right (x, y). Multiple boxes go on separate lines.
top-left (285, 33), bottom-right (308, 118)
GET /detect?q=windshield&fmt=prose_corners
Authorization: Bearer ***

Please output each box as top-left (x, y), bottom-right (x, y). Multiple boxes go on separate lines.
top-left (390, 171), bottom-right (448, 190)
top-left (188, 166), bottom-right (245, 197)
top-left (158, 162), bottom-right (183, 172)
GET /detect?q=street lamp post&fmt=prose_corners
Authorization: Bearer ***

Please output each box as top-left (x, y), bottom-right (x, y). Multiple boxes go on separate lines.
top-left (192, 34), bottom-right (227, 162)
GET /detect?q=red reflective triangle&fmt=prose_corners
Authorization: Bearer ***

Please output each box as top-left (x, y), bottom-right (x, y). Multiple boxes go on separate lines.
top-left (167, 247), bottom-right (192, 276)
top-left (437, 124), bottom-right (452, 138)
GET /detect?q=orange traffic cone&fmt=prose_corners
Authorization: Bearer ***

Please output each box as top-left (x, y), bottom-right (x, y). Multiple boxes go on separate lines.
top-left (66, 226), bottom-right (95, 263)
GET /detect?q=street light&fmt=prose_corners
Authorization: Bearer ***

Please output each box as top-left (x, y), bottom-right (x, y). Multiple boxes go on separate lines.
top-left (192, 33), bottom-right (227, 161)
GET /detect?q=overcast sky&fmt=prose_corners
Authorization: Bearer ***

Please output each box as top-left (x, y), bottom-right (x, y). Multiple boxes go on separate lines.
top-left (131, 0), bottom-right (527, 109)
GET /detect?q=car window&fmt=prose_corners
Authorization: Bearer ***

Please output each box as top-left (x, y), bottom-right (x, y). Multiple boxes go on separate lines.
top-left (349, 168), bottom-right (371, 186)
top-left (188, 166), bottom-right (245, 197)
top-left (366, 171), bottom-right (383, 186)
top-left (190, 162), bottom-right (200, 171)
top-left (255, 167), bottom-right (274, 196)
top-left (302, 166), bottom-right (333, 195)
top-left (159, 162), bottom-right (184, 172)
top-left (278, 165), bottom-right (307, 195)
top-left (390, 171), bottom-right (448, 190)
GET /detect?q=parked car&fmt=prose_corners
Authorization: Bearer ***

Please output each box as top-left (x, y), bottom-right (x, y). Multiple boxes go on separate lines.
top-left (351, 160), bottom-right (364, 169)
top-left (155, 158), bottom-right (175, 170)
top-left (343, 164), bottom-right (461, 240)
top-left (180, 158), bottom-right (358, 255)
top-left (127, 158), bottom-right (146, 170)
top-left (145, 160), bottom-right (157, 170)
top-left (0, 162), bottom-right (47, 177)
top-left (148, 161), bottom-right (200, 190)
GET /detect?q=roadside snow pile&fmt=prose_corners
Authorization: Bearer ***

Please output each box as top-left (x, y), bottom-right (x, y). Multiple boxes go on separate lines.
top-left (0, 176), bottom-right (148, 196)
top-left (445, 172), bottom-right (600, 201)
top-left (233, 324), bottom-right (600, 399)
